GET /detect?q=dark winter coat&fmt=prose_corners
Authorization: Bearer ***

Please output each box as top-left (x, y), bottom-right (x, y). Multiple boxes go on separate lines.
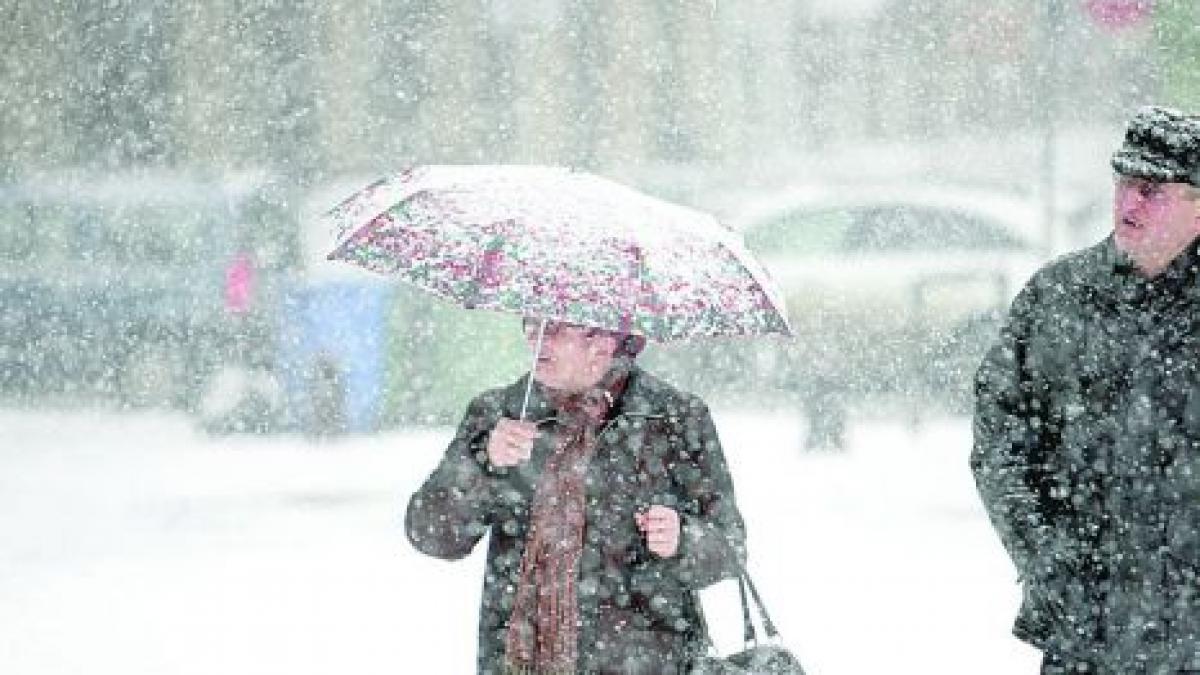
top-left (406, 365), bottom-right (746, 674)
top-left (972, 236), bottom-right (1200, 671)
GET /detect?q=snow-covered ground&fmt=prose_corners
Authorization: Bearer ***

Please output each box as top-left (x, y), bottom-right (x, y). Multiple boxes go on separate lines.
top-left (0, 406), bottom-right (1041, 674)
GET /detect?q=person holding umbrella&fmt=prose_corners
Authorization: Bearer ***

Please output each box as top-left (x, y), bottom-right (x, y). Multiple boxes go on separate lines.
top-left (325, 165), bottom-right (788, 674)
top-left (406, 314), bottom-right (745, 674)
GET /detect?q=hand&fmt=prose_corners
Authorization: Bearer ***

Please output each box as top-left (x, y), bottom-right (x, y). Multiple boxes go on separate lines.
top-left (636, 505), bottom-right (681, 558)
top-left (486, 418), bottom-right (540, 467)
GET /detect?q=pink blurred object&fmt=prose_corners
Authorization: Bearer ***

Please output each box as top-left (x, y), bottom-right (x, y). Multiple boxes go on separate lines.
top-left (224, 252), bottom-right (255, 314)
top-left (1083, 0), bottom-right (1153, 29)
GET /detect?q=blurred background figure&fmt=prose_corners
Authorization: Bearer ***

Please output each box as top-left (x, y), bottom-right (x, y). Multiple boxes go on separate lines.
top-left (801, 373), bottom-right (847, 453)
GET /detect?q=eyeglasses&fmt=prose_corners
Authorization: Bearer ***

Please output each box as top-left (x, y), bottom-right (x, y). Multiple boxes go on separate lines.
top-left (1116, 175), bottom-right (1169, 201)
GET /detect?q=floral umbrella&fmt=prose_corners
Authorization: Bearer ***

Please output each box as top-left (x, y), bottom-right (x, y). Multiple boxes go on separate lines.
top-left (324, 165), bottom-right (791, 343)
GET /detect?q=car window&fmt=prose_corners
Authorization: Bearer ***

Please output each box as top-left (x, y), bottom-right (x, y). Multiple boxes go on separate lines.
top-left (57, 201), bottom-right (228, 266)
top-left (845, 206), bottom-right (1027, 252)
top-left (743, 207), bottom-right (855, 255)
top-left (0, 200), bottom-right (83, 266)
top-left (0, 201), bottom-right (37, 263)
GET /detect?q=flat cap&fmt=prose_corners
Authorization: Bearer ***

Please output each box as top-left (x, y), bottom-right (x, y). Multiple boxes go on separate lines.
top-left (1111, 105), bottom-right (1200, 187)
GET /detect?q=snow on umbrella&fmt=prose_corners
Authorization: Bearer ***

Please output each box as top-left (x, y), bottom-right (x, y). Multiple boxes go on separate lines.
top-left (324, 164), bottom-right (791, 343)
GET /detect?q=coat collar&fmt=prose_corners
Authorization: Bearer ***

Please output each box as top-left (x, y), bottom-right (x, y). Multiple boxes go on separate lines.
top-left (1097, 233), bottom-right (1200, 305)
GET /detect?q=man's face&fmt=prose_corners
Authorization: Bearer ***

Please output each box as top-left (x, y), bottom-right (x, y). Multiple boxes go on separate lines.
top-left (1113, 176), bottom-right (1200, 276)
top-left (522, 319), bottom-right (618, 392)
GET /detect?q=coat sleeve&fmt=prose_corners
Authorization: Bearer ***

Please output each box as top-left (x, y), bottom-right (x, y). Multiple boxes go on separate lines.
top-left (970, 279), bottom-right (1063, 581)
top-left (665, 398), bottom-right (747, 590)
top-left (405, 394), bottom-right (502, 560)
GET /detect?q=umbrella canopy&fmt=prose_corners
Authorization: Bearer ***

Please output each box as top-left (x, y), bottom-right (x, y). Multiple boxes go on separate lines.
top-left (324, 165), bottom-right (791, 342)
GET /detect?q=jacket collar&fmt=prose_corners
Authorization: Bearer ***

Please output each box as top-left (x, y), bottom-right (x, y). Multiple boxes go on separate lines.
top-left (1101, 234), bottom-right (1200, 304)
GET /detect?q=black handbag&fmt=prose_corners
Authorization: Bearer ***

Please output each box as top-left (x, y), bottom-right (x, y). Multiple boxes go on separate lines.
top-left (690, 562), bottom-right (807, 675)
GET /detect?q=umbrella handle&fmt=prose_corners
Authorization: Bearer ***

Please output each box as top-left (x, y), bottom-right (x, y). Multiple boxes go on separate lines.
top-left (519, 319), bottom-right (547, 420)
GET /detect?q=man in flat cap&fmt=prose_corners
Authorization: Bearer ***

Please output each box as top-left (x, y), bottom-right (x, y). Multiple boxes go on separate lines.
top-left (972, 105), bottom-right (1200, 673)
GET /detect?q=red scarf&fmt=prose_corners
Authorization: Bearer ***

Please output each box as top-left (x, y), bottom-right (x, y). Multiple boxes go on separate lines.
top-left (504, 372), bottom-right (627, 674)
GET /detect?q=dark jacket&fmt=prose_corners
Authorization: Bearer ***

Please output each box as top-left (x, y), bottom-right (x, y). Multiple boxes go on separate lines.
top-left (972, 236), bottom-right (1200, 671)
top-left (406, 366), bottom-right (746, 674)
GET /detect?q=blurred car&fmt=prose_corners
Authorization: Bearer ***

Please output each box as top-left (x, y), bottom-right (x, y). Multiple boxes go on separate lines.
top-left (0, 169), bottom-right (297, 409)
top-left (725, 183), bottom-right (1049, 408)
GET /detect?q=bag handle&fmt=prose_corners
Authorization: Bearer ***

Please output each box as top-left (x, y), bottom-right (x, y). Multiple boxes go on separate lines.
top-left (695, 540), bottom-right (784, 653)
top-left (732, 559), bottom-right (781, 644)
top-left (737, 574), bottom-right (755, 644)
